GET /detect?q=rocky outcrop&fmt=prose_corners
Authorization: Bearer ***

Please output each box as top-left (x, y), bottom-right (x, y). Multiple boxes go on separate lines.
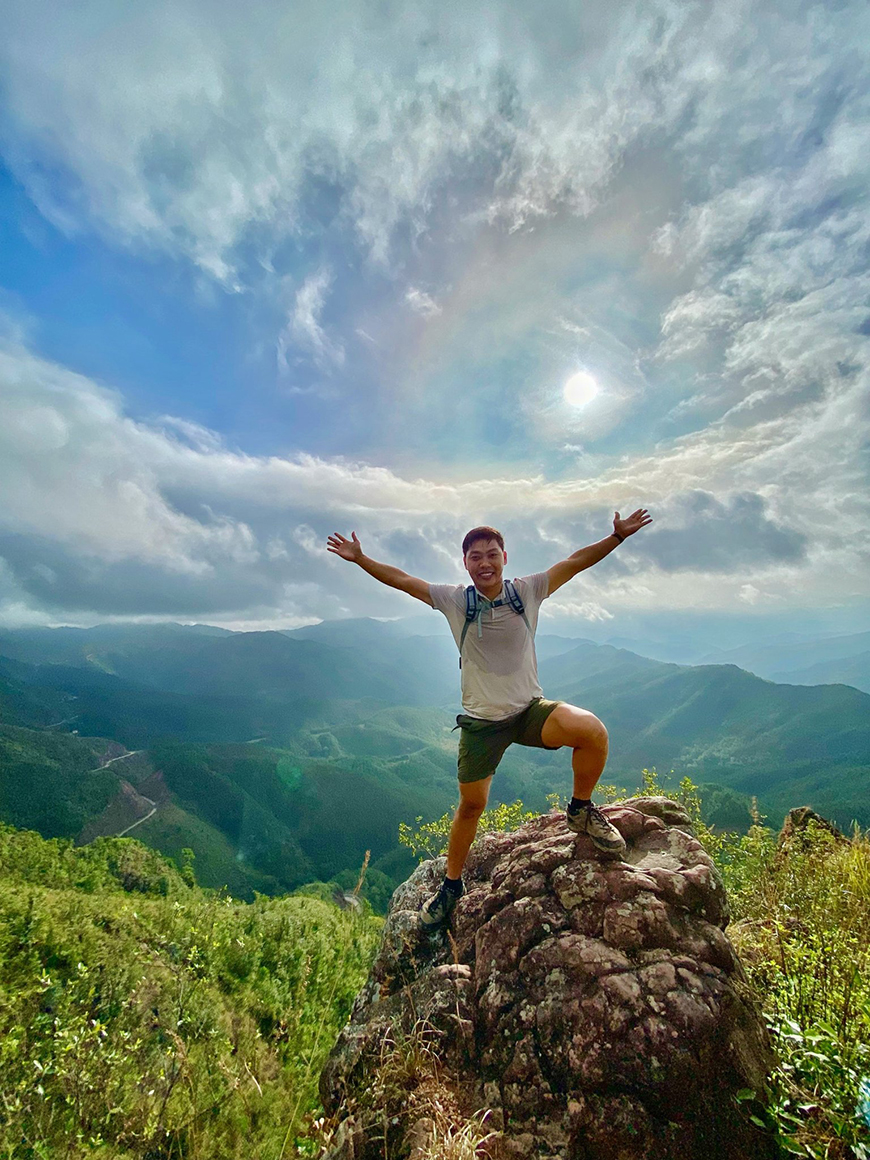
top-left (778, 806), bottom-right (847, 847)
top-left (321, 798), bottom-right (777, 1160)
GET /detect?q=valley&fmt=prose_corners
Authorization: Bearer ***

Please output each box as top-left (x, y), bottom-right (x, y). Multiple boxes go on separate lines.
top-left (1, 619), bottom-right (867, 909)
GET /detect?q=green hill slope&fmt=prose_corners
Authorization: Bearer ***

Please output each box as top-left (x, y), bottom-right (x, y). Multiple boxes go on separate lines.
top-left (0, 665), bottom-right (77, 729)
top-left (770, 650), bottom-right (870, 694)
top-left (2, 622), bottom-right (868, 888)
top-left (0, 823), bottom-right (380, 1159)
top-left (542, 651), bottom-right (870, 826)
top-left (0, 622), bottom-right (458, 705)
top-left (0, 724), bottom-right (118, 837)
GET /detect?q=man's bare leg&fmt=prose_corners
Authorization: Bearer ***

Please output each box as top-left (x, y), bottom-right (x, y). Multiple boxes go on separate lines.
top-left (540, 703), bottom-right (609, 796)
top-left (541, 703), bottom-right (625, 853)
top-left (420, 775), bottom-right (493, 927)
top-left (446, 775), bottom-right (492, 879)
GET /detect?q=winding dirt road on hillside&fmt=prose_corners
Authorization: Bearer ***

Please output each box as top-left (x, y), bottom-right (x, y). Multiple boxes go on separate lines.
top-left (89, 749), bottom-right (142, 772)
top-left (84, 750), bottom-right (161, 837)
top-left (114, 795), bottom-right (158, 837)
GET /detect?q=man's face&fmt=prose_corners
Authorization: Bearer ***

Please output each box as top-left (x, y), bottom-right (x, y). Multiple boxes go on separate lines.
top-left (463, 539), bottom-right (507, 593)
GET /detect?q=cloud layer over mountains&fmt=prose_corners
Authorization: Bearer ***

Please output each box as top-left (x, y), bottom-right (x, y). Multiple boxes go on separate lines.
top-left (0, 0), bottom-right (867, 632)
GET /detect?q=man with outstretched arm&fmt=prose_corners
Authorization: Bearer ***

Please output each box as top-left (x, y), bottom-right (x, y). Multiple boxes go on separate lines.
top-left (326, 509), bottom-right (652, 927)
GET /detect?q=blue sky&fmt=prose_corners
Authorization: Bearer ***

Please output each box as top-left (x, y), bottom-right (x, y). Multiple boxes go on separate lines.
top-left (1, 0), bottom-right (868, 645)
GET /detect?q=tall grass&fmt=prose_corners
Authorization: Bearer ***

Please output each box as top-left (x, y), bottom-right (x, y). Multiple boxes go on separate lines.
top-left (319, 1020), bottom-right (498, 1160)
top-left (647, 770), bottom-right (870, 1160)
top-left (5, 767), bottom-right (870, 1160)
top-left (0, 825), bottom-right (381, 1159)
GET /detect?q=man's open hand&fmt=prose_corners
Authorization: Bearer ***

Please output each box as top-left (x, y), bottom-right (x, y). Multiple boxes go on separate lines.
top-left (327, 531), bottom-right (364, 562)
top-left (614, 509), bottom-right (653, 539)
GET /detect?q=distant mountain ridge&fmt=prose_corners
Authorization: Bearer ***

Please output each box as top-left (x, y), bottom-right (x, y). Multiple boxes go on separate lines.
top-left (0, 620), bottom-right (868, 900)
top-left (540, 643), bottom-right (869, 825)
top-left (697, 631), bottom-right (870, 694)
top-left (769, 651), bottom-right (870, 692)
top-left (0, 622), bottom-right (459, 706)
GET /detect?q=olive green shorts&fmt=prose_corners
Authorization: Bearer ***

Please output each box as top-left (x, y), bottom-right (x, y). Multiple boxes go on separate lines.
top-left (455, 697), bottom-right (563, 784)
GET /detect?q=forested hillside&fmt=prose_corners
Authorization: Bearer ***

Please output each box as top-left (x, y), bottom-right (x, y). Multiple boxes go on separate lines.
top-left (0, 622), bottom-right (868, 908)
top-left (542, 642), bottom-right (870, 825)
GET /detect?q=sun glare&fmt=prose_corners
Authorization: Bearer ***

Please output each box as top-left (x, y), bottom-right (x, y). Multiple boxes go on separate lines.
top-left (563, 371), bottom-right (600, 408)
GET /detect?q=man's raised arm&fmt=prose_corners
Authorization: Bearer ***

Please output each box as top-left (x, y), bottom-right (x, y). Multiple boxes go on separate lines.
top-left (326, 531), bottom-right (434, 607)
top-left (546, 509), bottom-right (652, 597)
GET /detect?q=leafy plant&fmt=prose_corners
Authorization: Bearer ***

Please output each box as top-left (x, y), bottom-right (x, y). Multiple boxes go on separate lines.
top-left (720, 818), bottom-right (870, 1158)
top-left (398, 799), bottom-right (551, 861)
top-left (0, 825), bottom-right (381, 1159)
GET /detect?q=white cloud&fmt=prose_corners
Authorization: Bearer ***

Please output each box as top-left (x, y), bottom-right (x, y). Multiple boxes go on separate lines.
top-left (0, 335), bottom-right (866, 626)
top-left (277, 267), bottom-right (344, 371)
top-left (406, 288), bottom-right (442, 318)
top-left (157, 415), bottom-right (225, 452)
top-left (5, 0), bottom-right (862, 282)
top-left (0, 0), bottom-right (868, 630)
top-left (738, 583), bottom-right (783, 606)
top-left (542, 599), bottom-right (614, 623)
top-left (291, 524), bottom-right (324, 557)
top-left (0, 343), bottom-right (256, 573)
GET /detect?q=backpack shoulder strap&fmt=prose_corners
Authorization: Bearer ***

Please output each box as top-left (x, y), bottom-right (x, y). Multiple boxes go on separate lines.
top-left (504, 579), bottom-right (531, 633)
top-left (464, 585), bottom-right (479, 622)
top-left (459, 585), bottom-right (478, 658)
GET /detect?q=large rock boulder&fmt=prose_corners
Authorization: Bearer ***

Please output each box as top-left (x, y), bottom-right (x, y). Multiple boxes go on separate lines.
top-left (321, 799), bottom-right (777, 1159)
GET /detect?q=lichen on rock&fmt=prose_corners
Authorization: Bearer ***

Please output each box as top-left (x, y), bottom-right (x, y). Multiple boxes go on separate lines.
top-left (320, 798), bottom-right (777, 1159)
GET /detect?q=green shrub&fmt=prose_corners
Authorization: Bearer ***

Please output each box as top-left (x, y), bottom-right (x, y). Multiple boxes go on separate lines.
top-left (398, 799), bottom-right (543, 861)
top-left (721, 818), bottom-right (870, 1158)
top-left (0, 825), bottom-right (381, 1159)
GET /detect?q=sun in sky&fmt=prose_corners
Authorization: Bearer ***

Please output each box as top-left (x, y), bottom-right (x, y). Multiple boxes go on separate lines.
top-left (0, 0), bottom-right (867, 636)
top-left (563, 371), bottom-right (600, 409)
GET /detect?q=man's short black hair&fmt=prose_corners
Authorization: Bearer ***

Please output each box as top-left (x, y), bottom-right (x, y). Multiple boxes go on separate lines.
top-left (462, 526), bottom-right (505, 556)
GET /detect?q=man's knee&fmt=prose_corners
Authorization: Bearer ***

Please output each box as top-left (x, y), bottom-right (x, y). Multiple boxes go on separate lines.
top-left (584, 715), bottom-right (608, 752)
top-left (458, 806), bottom-right (482, 827)
top-left (457, 798), bottom-right (486, 822)
top-left (456, 781), bottom-right (489, 820)
top-left (542, 705), bottom-right (608, 751)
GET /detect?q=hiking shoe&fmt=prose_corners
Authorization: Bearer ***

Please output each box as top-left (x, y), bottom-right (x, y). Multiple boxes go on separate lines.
top-left (420, 880), bottom-right (464, 928)
top-left (566, 802), bottom-right (626, 856)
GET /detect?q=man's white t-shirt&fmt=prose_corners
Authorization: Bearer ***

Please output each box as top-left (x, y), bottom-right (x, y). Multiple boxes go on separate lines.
top-left (429, 573), bottom-right (550, 721)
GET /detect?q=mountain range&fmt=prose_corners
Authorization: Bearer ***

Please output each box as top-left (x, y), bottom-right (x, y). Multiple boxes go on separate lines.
top-left (698, 631), bottom-right (870, 694)
top-left (0, 619), bottom-right (867, 904)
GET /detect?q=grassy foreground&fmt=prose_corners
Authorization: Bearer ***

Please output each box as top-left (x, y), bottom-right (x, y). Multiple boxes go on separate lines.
top-left (717, 806), bottom-right (870, 1159)
top-left (3, 770), bottom-right (870, 1160)
top-left (0, 825), bottom-right (381, 1159)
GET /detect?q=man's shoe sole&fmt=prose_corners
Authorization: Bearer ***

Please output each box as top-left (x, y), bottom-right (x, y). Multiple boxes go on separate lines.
top-left (420, 913), bottom-right (448, 929)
